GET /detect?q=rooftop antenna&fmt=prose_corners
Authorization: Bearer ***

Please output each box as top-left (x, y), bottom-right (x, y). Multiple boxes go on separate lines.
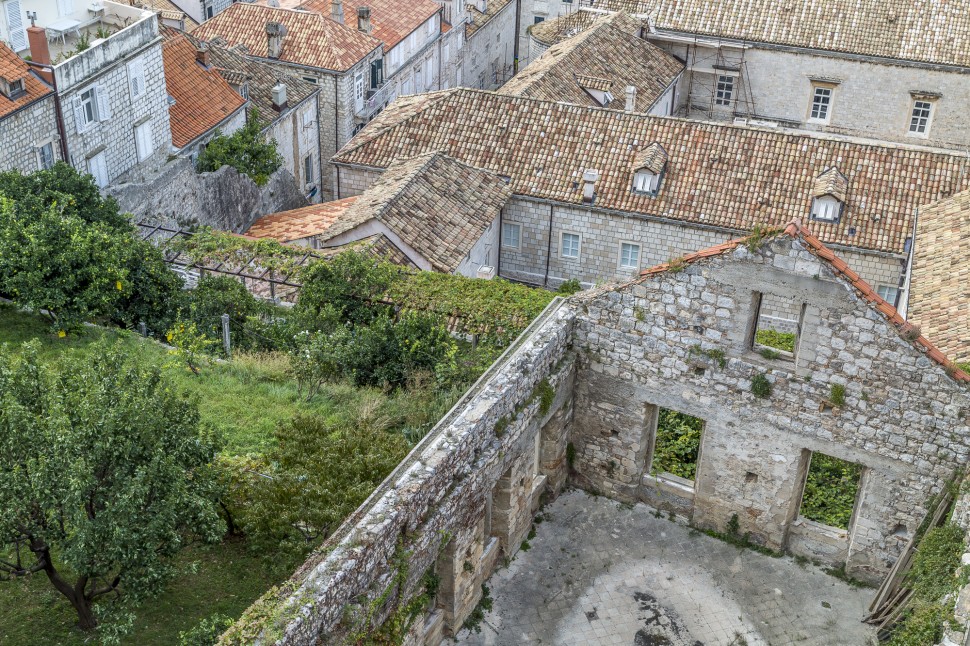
top-left (26, 10), bottom-right (37, 26)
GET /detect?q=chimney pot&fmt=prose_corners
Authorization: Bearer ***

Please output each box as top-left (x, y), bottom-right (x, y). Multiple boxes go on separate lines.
top-left (357, 6), bottom-right (372, 33)
top-left (331, 0), bottom-right (344, 23)
top-left (271, 82), bottom-right (288, 111)
top-left (196, 43), bottom-right (210, 67)
top-left (581, 169), bottom-right (599, 204)
top-left (624, 85), bottom-right (636, 111)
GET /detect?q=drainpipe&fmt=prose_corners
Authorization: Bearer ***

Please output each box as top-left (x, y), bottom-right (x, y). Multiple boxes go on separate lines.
top-left (497, 207), bottom-right (503, 277)
top-left (333, 73), bottom-right (339, 197)
top-left (336, 165), bottom-right (341, 199)
top-left (898, 207), bottom-right (919, 318)
top-left (543, 203), bottom-right (553, 287)
top-left (512, 0), bottom-right (521, 73)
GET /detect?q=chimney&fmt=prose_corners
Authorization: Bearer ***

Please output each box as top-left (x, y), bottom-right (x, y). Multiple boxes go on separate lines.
top-left (26, 24), bottom-right (53, 84)
top-left (265, 22), bottom-right (287, 59)
top-left (331, 0), bottom-right (344, 23)
top-left (581, 169), bottom-right (599, 204)
top-left (357, 6), bottom-right (372, 33)
top-left (196, 43), bottom-right (210, 67)
top-left (624, 85), bottom-right (636, 111)
top-left (271, 83), bottom-right (288, 111)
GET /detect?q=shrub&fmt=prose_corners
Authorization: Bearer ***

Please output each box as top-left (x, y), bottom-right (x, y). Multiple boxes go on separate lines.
top-left (110, 239), bottom-right (186, 335)
top-left (179, 614), bottom-right (235, 646)
top-left (754, 329), bottom-right (796, 353)
top-left (651, 409), bottom-right (703, 480)
top-left (556, 279), bottom-right (583, 295)
top-left (195, 109), bottom-right (282, 186)
top-left (829, 383), bottom-right (846, 407)
top-left (799, 453), bottom-right (862, 529)
top-left (296, 251), bottom-right (397, 327)
top-left (751, 373), bottom-right (772, 398)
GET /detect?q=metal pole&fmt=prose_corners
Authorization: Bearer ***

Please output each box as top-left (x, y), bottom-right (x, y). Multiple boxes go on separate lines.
top-left (221, 314), bottom-right (231, 357)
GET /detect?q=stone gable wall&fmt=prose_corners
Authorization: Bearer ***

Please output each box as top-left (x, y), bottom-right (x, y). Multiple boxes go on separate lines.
top-left (0, 97), bottom-right (61, 173)
top-left (569, 236), bottom-right (970, 582)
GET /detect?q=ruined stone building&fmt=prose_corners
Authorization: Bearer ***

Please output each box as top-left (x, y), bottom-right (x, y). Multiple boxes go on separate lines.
top-left (526, 0), bottom-right (970, 151)
top-left (499, 11), bottom-right (683, 114)
top-left (331, 88), bottom-right (970, 332)
top-left (224, 222), bottom-right (970, 644)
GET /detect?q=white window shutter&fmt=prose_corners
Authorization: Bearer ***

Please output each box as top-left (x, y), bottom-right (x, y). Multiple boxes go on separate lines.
top-left (128, 59), bottom-right (145, 99)
top-left (95, 86), bottom-right (112, 121)
top-left (72, 95), bottom-right (86, 132)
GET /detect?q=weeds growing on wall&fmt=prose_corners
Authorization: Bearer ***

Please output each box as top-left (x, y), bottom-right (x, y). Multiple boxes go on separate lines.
top-left (750, 373), bottom-right (772, 398)
top-left (799, 453), bottom-right (862, 530)
top-left (650, 409), bottom-right (703, 480)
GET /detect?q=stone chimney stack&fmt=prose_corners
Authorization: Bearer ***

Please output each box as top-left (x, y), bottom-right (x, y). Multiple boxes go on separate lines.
top-left (196, 43), bottom-right (210, 67)
top-left (625, 85), bottom-right (636, 111)
top-left (582, 169), bottom-right (599, 204)
top-left (265, 22), bottom-right (287, 59)
top-left (271, 83), bottom-right (288, 112)
top-left (331, 0), bottom-right (344, 24)
top-left (26, 23), bottom-right (53, 84)
top-left (357, 6), bottom-right (372, 33)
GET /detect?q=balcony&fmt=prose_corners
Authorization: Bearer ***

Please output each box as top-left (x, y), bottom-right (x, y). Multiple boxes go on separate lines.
top-left (357, 80), bottom-right (396, 120)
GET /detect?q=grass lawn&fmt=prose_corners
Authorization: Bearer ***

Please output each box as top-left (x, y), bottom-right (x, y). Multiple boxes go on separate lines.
top-left (0, 302), bottom-right (459, 643)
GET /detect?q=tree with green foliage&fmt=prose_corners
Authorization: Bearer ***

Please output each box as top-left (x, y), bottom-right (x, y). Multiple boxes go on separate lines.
top-left (111, 240), bottom-right (186, 335)
top-left (0, 341), bottom-right (224, 635)
top-left (195, 110), bottom-right (283, 186)
top-left (0, 198), bottom-right (130, 332)
top-left (651, 409), bottom-right (703, 480)
top-left (296, 251), bottom-right (398, 327)
top-left (799, 453), bottom-right (862, 529)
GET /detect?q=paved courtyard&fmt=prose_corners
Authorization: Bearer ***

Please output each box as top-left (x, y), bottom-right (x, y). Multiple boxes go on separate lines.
top-left (457, 490), bottom-right (878, 646)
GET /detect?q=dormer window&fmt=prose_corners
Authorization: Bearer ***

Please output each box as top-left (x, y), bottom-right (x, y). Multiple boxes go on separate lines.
top-left (0, 75), bottom-right (26, 100)
top-left (576, 74), bottom-right (614, 108)
top-left (810, 167), bottom-right (848, 224)
top-left (630, 142), bottom-right (668, 197)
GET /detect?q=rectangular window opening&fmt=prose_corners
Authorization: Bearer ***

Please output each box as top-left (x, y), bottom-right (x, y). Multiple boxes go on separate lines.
top-left (909, 100), bottom-right (933, 135)
top-left (650, 407), bottom-right (704, 484)
top-left (798, 451), bottom-right (863, 531)
top-left (752, 292), bottom-right (800, 360)
top-left (501, 221), bottom-right (521, 249)
top-left (809, 86), bottom-right (832, 122)
top-left (715, 74), bottom-right (734, 106)
top-left (876, 284), bottom-right (900, 307)
top-left (619, 241), bottom-right (640, 270)
top-left (560, 231), bottom-right (580, 259)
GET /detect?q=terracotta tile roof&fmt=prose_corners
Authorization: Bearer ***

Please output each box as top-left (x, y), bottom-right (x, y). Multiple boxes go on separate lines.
top-left (537, 0), bottom-right (970, 69)
top-left (632, 142), bottom-right (668, 174)
top-left (334, 88), bottom-right (970, 256)
top-left (908, 190), bottom-right (970, 363)
top-left (162, 29), bottom-right (248, 149)
top-left (322, 152), bottom-right (512, 273)
top-left (530, 9), bottom-right (602, 47)
top-left (300, 0), bottom-right (440, 50)
top-left (812, 167), bottom-right (848, 201)
top-left (193, 3), bottom-right (381, 72)
top-left (0, 42), bottom-right (53, 120)
top-left (503, 12), bottom-right (683, 113)
top-left (181, 32), bottom-right (319, 128)
top-left (466, 0), bottom-right (514, 37)
top-left (632, 219), bottom-right (970, 382)
top-left (246, 197), bottom-right (357, 241)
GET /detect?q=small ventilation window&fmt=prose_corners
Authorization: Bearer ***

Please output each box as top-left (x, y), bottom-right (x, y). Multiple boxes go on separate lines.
top-left (632, 169), bottom-right (660, 195)
top-left (810, 195), bottom-right (843, 223)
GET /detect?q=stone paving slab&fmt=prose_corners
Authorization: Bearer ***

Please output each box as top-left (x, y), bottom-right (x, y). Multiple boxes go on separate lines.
top-left (456, 490), bottom-right (878, 646)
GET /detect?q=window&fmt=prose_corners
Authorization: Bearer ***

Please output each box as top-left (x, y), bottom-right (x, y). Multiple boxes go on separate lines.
top-left (501, 222), bottom-right (521, 249)
top-left (37, 142), bottom-right (55, 170)
top-left (354, 72), bottom-right (364, 113)
top-left (877, 284), bottom-right (900, 306)
top-left (714, 74), bottom-right (733, 106)
top-left (303, 154), bottom-right (314, 184)
top-left (87, 151), bottom-right (108, 188)
top-left (751, 291), bottom-right (802, 360)
top-left (205, 4), bottom-right (213, 18)
top-left (809, 85), bottom-right (833, 122)
top-left (632, 169), bottom-right (660, 195)
top-left (810, 195), bottom-right (842, 223)
top-left (302, 76), bottom-right (318, 84)
top-left (423, 57), bottom-right (433, 89)
top-left (134, 121), bottom-right (153, 162)
top-left (909, 100), bottom-right (933, 136)
top-left (619, 242), bottom-right (640, 270)
top-left (57, 0), bottom-right (73, 17)
top-left (402, 73), bottom-right (413, 95)
top-left (560, 232), bottom-right (580, 259)
top-left (649, 407), bottom-right (704, 484)
top-left (533, 16), bottom-right (544, 24)
top-left (128, 58), bottom-right (145, 100)
top-left (370, 59), bottom-right (383, 89)
top-left (797, 451), bottom-right (863, 531)
top-left (73, 85), bottom-right (110, 132)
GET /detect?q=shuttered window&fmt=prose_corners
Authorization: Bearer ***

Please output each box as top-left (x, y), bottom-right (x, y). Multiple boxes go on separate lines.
top-left (134, 121), bottom-right (153, 162)
top-left (128, 58), bottom-right (146, 100)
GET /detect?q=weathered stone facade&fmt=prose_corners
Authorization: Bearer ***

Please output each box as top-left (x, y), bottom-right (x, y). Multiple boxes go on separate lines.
top-left (462, 0), bottom-right (518, 90)
top-left (570, 231), bottom-right (970, 583)
top-left (0, 94), bottom-right (60, 173)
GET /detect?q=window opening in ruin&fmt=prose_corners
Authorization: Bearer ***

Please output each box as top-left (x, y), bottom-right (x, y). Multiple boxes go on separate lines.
top-left (751, 291), bottom-right (801, 360)
top-left (649, 408), bottom-right (704, 483)
top-left (798, 451), bottom-right (863, 530)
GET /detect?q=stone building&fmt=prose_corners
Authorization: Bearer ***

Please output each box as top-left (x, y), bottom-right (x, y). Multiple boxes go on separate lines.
top-left (180, 32), bottom-right (323, 201)
top-left (194, 3), bottom-right (383, 201)
top-left (500, 11), bottom-right (683, 114)
top-left (460, 0), bottom-right (519, 89)
top-left (0, 40), bottom-right (59, 172)
top-left (332, 88), bottom-right (970, 329)
top-left (24, 1), bottom-right (173, 188)
top-left (527, 0), bottom-right (970, 150)
top-left (161, 28), bottom-right (247, 158)
top-left (167, 0), bottom-right (230, 24)
top-left (248, 152), bottom-right (511, 277)
top-left (221, 222), bottom-right (970, 644)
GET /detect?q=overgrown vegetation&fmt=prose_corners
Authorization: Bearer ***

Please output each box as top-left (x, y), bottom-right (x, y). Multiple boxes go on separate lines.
top-left (829, 383), bottom-right (847, 407)
top-left (556, 279), bottom-right (583, 295)
top-left (650, 409), bottom-right (703, 480)
top-left (751, 373), bottom-right (772, 398)
top-left (461, 584), bottom-right (493, 634)
top-left (799, 453), bottom-right (862, 530)
top-left (195, 110), bottom-right (283, 186)
top-left (754, 329), bottom-right (796, 353)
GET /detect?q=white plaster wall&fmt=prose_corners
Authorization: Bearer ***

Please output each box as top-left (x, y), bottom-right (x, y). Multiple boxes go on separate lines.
top-left (267, 94), bottom-right (322, 202)
top-left (455, 215), bottom-right (499, 277)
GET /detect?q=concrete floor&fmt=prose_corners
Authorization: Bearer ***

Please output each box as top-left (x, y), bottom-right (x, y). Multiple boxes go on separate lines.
top-left (456, 490), bottom-right (878, 646)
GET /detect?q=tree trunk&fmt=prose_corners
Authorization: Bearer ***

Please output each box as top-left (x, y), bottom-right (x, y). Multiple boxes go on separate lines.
top-left (65, 592), bottom-right (98, 631)
top-left (33, 544), bottom-right (98, 630)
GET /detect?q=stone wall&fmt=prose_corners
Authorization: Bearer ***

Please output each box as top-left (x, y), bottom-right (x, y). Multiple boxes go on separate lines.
top-left (569, 234), bottom-right (970, 583)
top-left (463, 1), bottom-right (518, 90)
top-left (265, 94), bottom-right (322, 202)
top-left (0, 96), bottom-right (61, 173)
top-left (236, 299), bottom-right (574, 645)
top-left (108, 156), bottom-right (308, 232)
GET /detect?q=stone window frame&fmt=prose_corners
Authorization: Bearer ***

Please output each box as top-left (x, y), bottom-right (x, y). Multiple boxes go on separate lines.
top-left (809, 195), bottom-right (843, 224)
top-left (617, 240), bottom-right (641, 271)
top-left (790, 448), bottom-right (868, 537)
top-left (559, 230), bottom-right (581, 260)
top-left (807, 81), bottom-right (836, 124)
top-left (747, 290), bottom-right (806, 363)
top-left (643, 403), bottom-right (707, 493)
top-left (501, 221), bottom-right (522, 250)
top-left (907, 94), bottom-right (939, 138)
